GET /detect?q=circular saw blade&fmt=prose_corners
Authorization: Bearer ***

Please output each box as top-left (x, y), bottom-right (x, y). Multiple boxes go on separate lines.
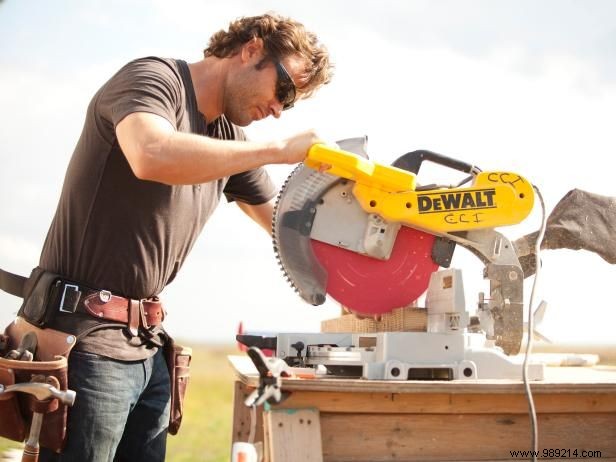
top-left (311, 226), bottom-right (438, 316)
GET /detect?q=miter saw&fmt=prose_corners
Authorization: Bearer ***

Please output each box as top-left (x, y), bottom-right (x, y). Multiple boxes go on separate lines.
top-left (241, 137), bottom-right (545, 381)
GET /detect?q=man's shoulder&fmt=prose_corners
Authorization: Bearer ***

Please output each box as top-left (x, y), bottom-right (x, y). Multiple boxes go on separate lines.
top-left (106, 56), bottom-right (186, 100)
top-left (119, 56), bottom-right (182, 77)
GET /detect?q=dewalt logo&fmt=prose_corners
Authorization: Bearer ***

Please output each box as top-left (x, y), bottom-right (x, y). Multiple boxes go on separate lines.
top-left (417, 189), bottom-right (497, 213)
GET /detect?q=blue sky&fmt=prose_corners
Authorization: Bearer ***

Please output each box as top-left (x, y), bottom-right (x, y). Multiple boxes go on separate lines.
top-left (1, 0), bottom-right (616, 346)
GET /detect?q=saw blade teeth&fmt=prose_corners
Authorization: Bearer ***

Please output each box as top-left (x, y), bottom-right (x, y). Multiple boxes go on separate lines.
top-left (272, 164), bottom-right (308, 295)
top-left (272, 162), bottom-right (342, 304)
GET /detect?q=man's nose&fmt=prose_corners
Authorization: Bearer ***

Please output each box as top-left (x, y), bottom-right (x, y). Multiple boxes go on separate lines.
top-left (269, 100), bottom-right (283, 119)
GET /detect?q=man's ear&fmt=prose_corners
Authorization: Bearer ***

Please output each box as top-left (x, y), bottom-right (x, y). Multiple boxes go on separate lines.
top-left (240, 37), bottom-right (264, 63)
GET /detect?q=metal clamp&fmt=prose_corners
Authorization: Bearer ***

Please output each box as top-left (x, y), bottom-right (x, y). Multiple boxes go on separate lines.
top-left (244, 347), bottom-right (292, 407)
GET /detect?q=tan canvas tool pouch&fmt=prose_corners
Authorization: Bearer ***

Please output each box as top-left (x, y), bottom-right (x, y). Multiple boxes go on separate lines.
top-left (0, 319), bottom-right (74, 452)
top-left (163, 335), bottom-right (192, 435)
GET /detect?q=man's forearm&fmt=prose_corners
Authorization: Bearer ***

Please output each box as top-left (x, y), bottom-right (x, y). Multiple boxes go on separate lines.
top-left (237, 200), bottom-right (275, 234)
top-left (139, 131), bottom-right (284, 185)
top-left (117, 112), bottom-right (320, 185)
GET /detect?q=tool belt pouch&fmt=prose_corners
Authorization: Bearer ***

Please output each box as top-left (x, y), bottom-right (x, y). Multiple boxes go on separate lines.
top-left (17, 267), bottom-right (62, 328)
top-left (1, 318), bottom-right (76, 453)
top-left (0, 353), bottom-right (26, 442)
top-left (0, 345), bottom-right (69, 452)
top-left (164, 337), bottom-right (192, 435)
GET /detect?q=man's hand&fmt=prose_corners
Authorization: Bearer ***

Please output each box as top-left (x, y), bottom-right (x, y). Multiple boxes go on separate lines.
top-left (279, 130), bottom-right (323, 164)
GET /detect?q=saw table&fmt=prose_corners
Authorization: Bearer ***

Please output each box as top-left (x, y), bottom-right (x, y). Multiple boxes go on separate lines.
top-left (229, 355), bottom-right (616, 462)
top-left (240, 140), bottom-right (616, 461)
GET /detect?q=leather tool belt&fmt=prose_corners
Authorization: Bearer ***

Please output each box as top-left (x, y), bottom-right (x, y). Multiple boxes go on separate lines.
top-left (53, 284), bottom-right (165, 336)
top-left (0, 266), bottom-right (165, 452)
top-left (1, 266), bottom-right (190, 440)
top-left (2, 267), bottom-right (164, 336)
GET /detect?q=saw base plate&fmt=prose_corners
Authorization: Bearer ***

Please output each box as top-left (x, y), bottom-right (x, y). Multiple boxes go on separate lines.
top-left (276, 332), bottom-right (544, 381)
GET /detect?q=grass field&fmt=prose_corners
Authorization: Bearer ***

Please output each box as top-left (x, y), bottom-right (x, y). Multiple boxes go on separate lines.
top-left (0, 343), bottom-right (239, 462)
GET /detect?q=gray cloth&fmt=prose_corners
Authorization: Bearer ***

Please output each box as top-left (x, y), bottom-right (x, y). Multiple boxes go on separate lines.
top-left (515, 189), bottom-right (616, 277)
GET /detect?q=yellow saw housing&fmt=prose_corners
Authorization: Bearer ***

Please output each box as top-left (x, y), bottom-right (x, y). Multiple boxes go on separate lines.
top-left (306, 144), bottom-right (534, 234)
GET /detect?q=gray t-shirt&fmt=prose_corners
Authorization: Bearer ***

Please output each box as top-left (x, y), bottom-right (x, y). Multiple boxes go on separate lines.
top-left (39, 57), bottom-right (277, 359)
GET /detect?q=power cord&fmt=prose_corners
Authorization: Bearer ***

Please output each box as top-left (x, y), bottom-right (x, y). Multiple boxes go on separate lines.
top-left (523, 185), bottom-right (547, 462)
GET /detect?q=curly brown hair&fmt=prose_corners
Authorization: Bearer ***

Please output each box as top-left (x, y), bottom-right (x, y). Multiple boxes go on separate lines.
top-left (204, 13), bottom-right (333, 99)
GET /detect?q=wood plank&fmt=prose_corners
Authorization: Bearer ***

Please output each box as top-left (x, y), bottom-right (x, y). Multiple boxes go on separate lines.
top-left (321, 307), bottom-right (426, 333)
top-left (452, 460), bottom-right (616, 462)
top-left (264, 408), bottom-right (323, 462)
top-left (272, 390), bottom-right (616, 414)
top-left (263, 408), bottom-right (271, 462)
top-left (319, 413), bottom-right (616, 461)
top-left (324, 459), bottom-right (616, 462)
top-left (231, 382), bottom-right (264, 444)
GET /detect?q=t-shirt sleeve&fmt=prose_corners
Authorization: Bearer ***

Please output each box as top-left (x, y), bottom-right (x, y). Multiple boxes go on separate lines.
top-left (96, 57), bottom-right (181, 131)
top-left (220, 122), bottom-right (277, 205)
top-left (224, 168), bottom-right (278, 205)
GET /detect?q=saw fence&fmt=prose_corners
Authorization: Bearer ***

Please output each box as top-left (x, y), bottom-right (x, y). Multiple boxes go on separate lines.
top-left (229, 353), bottom-right (616, 462)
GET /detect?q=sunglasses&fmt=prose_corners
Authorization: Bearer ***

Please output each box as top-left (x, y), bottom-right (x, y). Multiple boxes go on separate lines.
top-left (275, 61), bottom-right (297, 111)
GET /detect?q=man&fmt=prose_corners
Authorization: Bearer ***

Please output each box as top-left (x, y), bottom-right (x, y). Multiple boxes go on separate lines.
top-left (32, 13), bottom-right (332, 461)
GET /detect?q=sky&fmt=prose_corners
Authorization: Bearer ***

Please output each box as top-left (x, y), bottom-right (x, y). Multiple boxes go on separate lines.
top-left (1, 0), bottom-right (615, 348)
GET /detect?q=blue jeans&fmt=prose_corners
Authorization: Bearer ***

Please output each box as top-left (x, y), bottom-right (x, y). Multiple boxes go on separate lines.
top-left (40, 348), bottom-right (170, 462)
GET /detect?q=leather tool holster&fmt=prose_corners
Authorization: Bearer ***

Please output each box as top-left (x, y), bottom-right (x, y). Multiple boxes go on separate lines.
top-left (163, 335), bottom-right (192, 435)
top-left (0, 319), bottom-right (75, 453)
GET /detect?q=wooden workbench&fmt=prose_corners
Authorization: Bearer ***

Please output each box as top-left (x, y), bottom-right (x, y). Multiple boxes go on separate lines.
top-left (229, 355), bottom-right (616, 461)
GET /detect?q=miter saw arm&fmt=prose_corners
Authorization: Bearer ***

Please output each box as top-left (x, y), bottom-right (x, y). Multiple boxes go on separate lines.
top-left (453, 229), bottom-right (525, 354)
top-left (273, 141), bottom-right (535, 354)
top-left (305, 144), bottom-right (534, 233)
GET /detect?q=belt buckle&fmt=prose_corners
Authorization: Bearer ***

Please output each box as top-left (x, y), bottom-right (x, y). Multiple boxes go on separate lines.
top-left (59, 284), bottom-right (81, 313)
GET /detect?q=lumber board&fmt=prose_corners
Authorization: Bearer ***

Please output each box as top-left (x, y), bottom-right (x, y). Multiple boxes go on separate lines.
top-left (272, 390), bottom-right (616, 414)
top-left (321, 307), bottom-right (427, 333)
top-left (231, 381), bottom-right (264, 444)
top-left (264, 408), bottom-right (323, 462)
top-left (319, 412), bottom-right (616, 461)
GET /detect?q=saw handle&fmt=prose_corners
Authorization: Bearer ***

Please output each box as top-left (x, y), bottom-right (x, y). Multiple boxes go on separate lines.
top-left (306, 143), bottom-right (374, 179)
top-left (393, 150), bottom-right (477, 175)
top-left (306, 144), bottom-right (416, 192)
